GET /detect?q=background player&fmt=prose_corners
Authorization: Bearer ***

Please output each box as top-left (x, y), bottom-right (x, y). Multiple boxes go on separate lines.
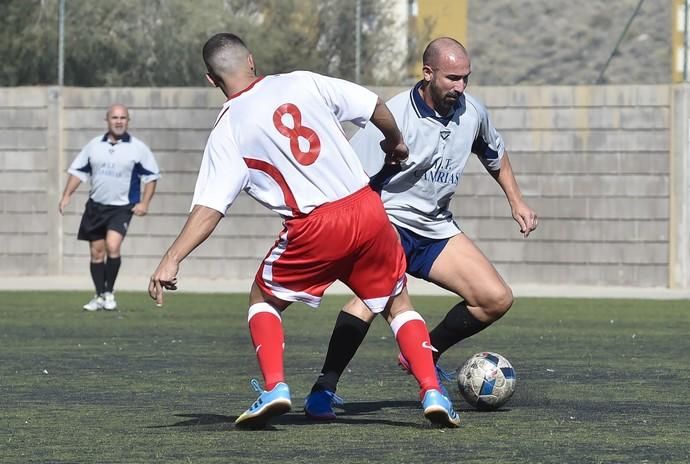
top-left (148, 33), bottom-right (460, 429)
top-left (304, 37), bottom-right (538, 419)
top-left (59, 103), bottom-right (160, 311)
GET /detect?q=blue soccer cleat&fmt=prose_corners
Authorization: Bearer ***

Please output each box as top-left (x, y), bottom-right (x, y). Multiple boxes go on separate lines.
top-left (398, 353), bottom-right (454, 398)
top-left (304, 389), bottom-right (344, 420)
top-left (235, 379), bottom-right (292, 429)
top-left (422, 389), bottom-right (461, 428)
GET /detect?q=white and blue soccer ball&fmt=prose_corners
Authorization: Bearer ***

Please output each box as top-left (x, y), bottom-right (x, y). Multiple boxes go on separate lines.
top-left (457, 351), bottom-right (516, 410)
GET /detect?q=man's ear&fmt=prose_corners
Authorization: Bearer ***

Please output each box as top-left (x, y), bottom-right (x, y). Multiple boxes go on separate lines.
top-left (422, 65), bottom-right (433, 82)
top-left (205, 73), bottom-right (219, 87)
top-left (248, 54), bottom-right (256, 75)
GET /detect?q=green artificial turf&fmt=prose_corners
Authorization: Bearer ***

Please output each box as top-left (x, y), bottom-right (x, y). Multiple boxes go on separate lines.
top-left (1, 291), bottom-right (688, 463)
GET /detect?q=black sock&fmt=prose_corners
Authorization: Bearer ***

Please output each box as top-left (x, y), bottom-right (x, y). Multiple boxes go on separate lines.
top-left (104, 256), bottom-right (121, 293)
top-left (429, 301), bottom-right (489, 363)
top-left (312, 311), bottom-right (371, 393)
top-left (90, 262), bottom-right (106, 295)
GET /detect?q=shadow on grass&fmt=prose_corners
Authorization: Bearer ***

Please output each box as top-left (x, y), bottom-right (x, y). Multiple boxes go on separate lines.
top-left (343, 399), bottom-right (514, 414)
top-left (341, 399), bottom-right (418, 415)
top-left (152, 413), bottom-right (236, 428)
top-left (151, 400), bottom-right (435, 430)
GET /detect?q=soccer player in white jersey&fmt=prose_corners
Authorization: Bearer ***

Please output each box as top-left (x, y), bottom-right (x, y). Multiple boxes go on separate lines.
top-left (59, 104), bottom-right (160, 311)
top-left (147, 33), bottom-right (460, 429)
top-left (304, 37), bottom-right (538, 419)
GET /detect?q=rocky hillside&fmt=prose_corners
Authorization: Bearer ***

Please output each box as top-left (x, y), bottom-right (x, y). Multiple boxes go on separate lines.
top-left (467, 0), bottom-right (672, 85)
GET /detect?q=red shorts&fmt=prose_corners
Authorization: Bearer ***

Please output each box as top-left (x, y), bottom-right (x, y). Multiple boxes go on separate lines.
top-left (255, 186), bottom-right (406, 312)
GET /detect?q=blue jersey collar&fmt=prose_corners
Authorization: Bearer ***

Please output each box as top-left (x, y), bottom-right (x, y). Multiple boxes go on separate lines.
top-left (410, 80), bottom-right (463, 126)
top-left (101, 132), bottom-right (132, 143)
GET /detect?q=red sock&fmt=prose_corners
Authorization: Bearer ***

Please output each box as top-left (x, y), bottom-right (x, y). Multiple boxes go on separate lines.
top-left (391, 311), bottom-right (440, 397)
top-left (248, 303), bottom-right (285, 390)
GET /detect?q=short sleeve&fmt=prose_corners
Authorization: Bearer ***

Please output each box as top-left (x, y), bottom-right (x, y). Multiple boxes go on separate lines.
top-left (137, 142), bottom-right (161, 183)
top-left (67, 142), bottom-right (94, 182)
top-left (471, 98), bottom-right (505, 172)
top-left (190, 124), bottom-right (250, 215)
top-left (308, 72), bottom-right (378, 128)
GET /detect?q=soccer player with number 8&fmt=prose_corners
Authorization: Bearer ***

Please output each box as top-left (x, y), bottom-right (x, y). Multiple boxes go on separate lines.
top-left (148, 33), bottom-right (460, 429)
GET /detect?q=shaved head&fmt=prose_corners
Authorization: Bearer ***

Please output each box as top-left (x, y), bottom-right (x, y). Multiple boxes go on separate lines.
top-left (106, 103), bottom-right (129, 119)
top-left (202, 33), bottom-right (252, 78)
top-left (419, 38), bottom-right (471, 116)
top-left (422, 37), bottom-right (469, 69)
top-left (105, 103), bottom-right (129, 139)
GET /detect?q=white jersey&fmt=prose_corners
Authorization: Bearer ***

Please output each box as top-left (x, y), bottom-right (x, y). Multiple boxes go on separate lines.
top-left (67, 133), bottom-right (160, 206)
top-left (353, 82), bottom-right (505, 239)
top-left (191, 71), bottom-right (378, 217)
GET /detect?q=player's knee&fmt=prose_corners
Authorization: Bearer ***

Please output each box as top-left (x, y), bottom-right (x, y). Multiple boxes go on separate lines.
top-left (481, 285), bottom-right (513, 320)
top-left (105, 240), bottom-right (122, 256)
top-left (343, 297), bottom-right (377, 323)
top-left (106, 246), bottom-right (121, 257)
top-left (90, 249), bottom-right (106, 261)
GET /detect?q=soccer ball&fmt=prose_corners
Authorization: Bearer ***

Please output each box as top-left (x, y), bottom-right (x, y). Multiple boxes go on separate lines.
top-left (457, 352), bottom-right (516, 410)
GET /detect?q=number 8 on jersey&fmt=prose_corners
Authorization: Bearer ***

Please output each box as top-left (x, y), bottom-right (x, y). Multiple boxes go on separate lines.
top-left (273, 103), bottom-right (321, 166)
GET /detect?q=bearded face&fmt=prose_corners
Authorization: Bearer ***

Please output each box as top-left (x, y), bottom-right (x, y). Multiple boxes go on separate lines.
top-left (421, 49), bottom-right (471, 116)
top-left (428, 76), bottom-right (463, 116)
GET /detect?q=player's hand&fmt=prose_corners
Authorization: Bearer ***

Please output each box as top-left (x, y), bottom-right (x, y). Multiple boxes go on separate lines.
top-left (511, 201), bottom-right (538, 238)
top-left (148, 256), bottom-right (179, 306)
top-left (380, 139), bottom-right (409, 165)
top-left (132, 203), bottom-right (149, 216)
top-left (58, 196), bottom-right (70, 215)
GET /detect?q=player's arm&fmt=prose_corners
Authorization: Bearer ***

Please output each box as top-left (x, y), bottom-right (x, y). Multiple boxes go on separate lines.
top-left (487, 151), bottom-right (538, 237)
top-left (132, 180), bottom-right (157, 216)
top-left (61, 142), bottom-right (94, 214)
top-left (473, 98), bottom-right (537, 237)
top-left (133, 144), bottom-right (161, 216)
top-left (149, 121), bottom-right (247, 305)
top-left (311, 73), bottom-right (407, 163)
top-left (369, 98), bottom-right (408, 164)
top-left (58, 174), bottom-right (82, 214)
top-left (148, 205), bottom-right (223, 305)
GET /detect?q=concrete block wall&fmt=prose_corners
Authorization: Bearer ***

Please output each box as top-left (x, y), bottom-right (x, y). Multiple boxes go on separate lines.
top-left (0, 84), bottom-right (685, 289)
top-left (0, 87), bottom-right (56, 274)
top-left (463, 85), bottom-right (672, 286)
top-left (58, 87), bottom-right (283, 282)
